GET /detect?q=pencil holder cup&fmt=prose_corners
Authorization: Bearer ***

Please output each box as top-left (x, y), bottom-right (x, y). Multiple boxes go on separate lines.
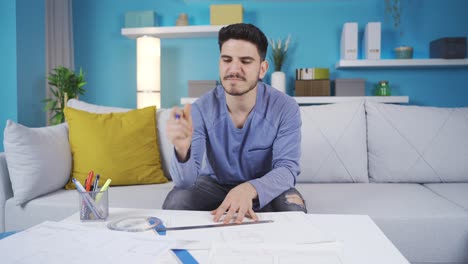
top-left (78, 189), bottom-right (109, 221)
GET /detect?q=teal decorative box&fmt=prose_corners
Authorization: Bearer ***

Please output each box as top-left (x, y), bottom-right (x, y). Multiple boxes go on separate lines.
top-left (125, 11), bottom-right (158, 28)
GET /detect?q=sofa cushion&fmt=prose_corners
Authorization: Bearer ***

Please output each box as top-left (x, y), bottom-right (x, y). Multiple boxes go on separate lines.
top-left (67, 99), bottom-right (130, 113)
top-left (366, 101), bottom-right (468, 183)
top-left (423, 183), bottom-right (468, 210)
top-left (67, 99), bottom-right (173, 180)
top-left (0, 153), bottom-right (13, 232)
top-left (154, 110), bottom-right (173, 181)
top-left (296, 183), bottom-right (468, 263)
top-left (3, 121), bottom-right (71, 205)
top-left (64, 106), bottom-right (168, 189)
top-left (298, 101), bottom-right (368, 183)
top-left (4, 182), bottom-right (174, 231)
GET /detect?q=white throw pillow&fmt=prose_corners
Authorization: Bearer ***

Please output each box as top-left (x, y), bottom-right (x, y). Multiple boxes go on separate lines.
top-left (67, 99), bottom-right (130, 113)
top-left (3, 120), bottom-right (71, 205)
top-left (298, 101), bottom-right (369, 183)
top-left (366, 101), bottom-right (468, 183)
top-left (66, 99), bottom-right (173, 180)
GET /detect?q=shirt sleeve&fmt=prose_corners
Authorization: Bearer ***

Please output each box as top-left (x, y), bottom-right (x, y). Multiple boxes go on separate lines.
top-left (169, 104), bottom-right (206, 188)
top-left (248, 102), bottom-right (301, 209)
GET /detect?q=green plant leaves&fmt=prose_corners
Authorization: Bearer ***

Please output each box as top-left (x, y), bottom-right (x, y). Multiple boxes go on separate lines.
top-left (50, 112), bottom-right (64, 125)
top-left (43, 99), bottom-right (56, 111)
top-left (43, 66), bottom-right (87, 125)
top-left (268, 35), bottom-right (291, 72)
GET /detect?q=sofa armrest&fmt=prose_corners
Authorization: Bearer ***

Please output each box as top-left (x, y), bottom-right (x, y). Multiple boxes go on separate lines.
top-left (0, 152), bottom-right (14, 232)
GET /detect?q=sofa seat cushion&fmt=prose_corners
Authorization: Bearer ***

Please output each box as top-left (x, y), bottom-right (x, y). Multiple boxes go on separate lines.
top-left (366, 101), bottom-right (468, 183)
top-left (4, 182), bottom-right (174, 232)
top-left (296, 183), bottom-right (468, 263)
top-left (299, 101), bottom-right (368, 183)
top-left (424, 183), bottom-right (468, 210)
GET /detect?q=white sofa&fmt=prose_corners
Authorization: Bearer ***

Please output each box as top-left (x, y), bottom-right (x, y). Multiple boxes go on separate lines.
top-left (1, 99), bottom-right (468, 264)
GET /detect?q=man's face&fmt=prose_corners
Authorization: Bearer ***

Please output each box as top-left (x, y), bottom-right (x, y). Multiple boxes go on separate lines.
top-left (219, 39), bottom-right (268, 96)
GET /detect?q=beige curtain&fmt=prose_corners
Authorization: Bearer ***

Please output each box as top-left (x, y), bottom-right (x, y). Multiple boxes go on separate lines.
top-left (45, 0), bottom-right (74, 124)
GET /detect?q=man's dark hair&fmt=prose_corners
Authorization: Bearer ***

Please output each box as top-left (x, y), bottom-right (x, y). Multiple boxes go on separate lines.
top-left (218, 23), bottom-right (268, 61)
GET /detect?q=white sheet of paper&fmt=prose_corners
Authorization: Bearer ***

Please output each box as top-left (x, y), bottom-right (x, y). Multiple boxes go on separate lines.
top-left (0, 221), bottom-right (177, 264)
top-left (35, 209), bottom-right (340, 263)
top-left (221, 212), bottom-right (335, 244)
top-left (208, 242), bottom-right (343, 264)
top-left (160, 211), bottom-right (336, 246)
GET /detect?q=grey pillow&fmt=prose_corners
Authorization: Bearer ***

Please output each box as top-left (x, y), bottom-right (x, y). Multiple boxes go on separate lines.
top-left (366, 101), bottom-right (468, 183)
top-left (3, 120), bottom-right (71, 205)
top-left (298, 101), bottom-right (369, 183)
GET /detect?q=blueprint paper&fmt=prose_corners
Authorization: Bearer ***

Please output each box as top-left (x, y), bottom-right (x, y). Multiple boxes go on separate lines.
top-left (161, 211), bottom-right (336, 246)
top-left (208, 242), bottom-right (343, 264)
top-left (0, 221), bottom-right (175, 264)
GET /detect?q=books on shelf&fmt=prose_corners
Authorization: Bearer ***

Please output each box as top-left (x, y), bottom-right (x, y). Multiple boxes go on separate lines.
top-left (363, 22), bottom-right (381, 60)
top-left (340, 22), bottom-right (358, 60)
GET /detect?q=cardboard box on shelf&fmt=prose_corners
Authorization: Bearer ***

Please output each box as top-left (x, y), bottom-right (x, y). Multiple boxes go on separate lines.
top-left (295, 80), bottom-right (330, 96)
top-left (335, 78), bottom-right (366, 96)
top-left (210, 5), bottom-right (243, 25)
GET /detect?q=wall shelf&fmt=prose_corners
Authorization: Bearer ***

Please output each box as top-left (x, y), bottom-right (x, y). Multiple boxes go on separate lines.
top-left (121, 27), bottom-right (425, 105)
top-left (336, 59), bottom-right (468, 69)
top-left (181, 96), bottom-right (409, 105)
top-left (121, 25), bottom-right (224, 39)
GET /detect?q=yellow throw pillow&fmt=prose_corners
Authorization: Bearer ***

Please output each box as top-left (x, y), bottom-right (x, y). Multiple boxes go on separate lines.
top-left (64, 106), bottom-right (168, 189)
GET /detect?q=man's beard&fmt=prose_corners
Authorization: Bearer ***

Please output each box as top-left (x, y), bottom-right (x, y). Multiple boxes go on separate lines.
top-left (222, 74), bottom-right (257, 96)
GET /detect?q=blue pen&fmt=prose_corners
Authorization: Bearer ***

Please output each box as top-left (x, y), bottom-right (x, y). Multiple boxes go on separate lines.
top-left (72, 178), bottom-right (101, 218)
top-left (72, 178), bottom-right (103, 219)
top-left (175, 113), bottom-right (180, 120)
top-left (92, 174), bottom-right (100, 192)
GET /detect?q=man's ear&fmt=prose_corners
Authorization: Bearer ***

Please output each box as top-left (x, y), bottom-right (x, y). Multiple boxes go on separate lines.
top-left (259, 60), bottom-right (269, 79)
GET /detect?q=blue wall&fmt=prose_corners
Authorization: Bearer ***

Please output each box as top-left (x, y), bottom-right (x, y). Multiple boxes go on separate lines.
top-left (16, 0), bottom-right (45, 128)
top-left (0, 0), bottom-right (18, 152)
top-left (1, 0), bottom-right (468, 152)
top-left (73, 0), bottom-right (468, 109)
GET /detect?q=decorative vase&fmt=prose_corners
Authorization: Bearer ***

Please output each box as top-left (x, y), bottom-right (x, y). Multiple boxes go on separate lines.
top-left (375, 80), bottom-right (391, 96)
top-left (271, 71), bottom-right (286, 93)
top-left (394, 46), bottom-right (413, 59)
top-left (176, 13), bottom-right (189, 26)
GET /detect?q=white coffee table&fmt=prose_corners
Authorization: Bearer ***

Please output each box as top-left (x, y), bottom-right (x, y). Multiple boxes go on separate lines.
top-left (306, 214), bottom-right (409, 264)
top-left (62, 208), bottom-right (409, 264)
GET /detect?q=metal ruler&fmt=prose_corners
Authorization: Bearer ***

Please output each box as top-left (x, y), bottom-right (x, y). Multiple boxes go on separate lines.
top-left (155, 219), bottom-right (274, 232)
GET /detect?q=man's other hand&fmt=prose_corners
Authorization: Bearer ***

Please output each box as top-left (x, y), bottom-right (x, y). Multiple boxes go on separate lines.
top-left (166, 104), bottom-right (193, 162)
top-left (211, 182), bottom-right (259, 224)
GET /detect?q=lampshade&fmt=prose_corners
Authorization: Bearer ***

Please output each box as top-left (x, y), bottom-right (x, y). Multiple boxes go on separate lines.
top-left (137, 36), bottom-right (161, 109)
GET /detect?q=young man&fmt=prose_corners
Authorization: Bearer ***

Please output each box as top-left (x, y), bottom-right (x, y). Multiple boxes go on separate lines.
top-left (163, 23), bottom-right (306, 224)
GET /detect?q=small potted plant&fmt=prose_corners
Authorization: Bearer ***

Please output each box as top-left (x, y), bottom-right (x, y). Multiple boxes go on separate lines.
top-left (43, 66), bottom-right (86, 125)
top-left (268, 35), bottom-right (291, 93)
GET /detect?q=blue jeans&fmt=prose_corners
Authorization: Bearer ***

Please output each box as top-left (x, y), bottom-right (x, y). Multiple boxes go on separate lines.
top-left (163, 176), bottom-right (307, 213)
